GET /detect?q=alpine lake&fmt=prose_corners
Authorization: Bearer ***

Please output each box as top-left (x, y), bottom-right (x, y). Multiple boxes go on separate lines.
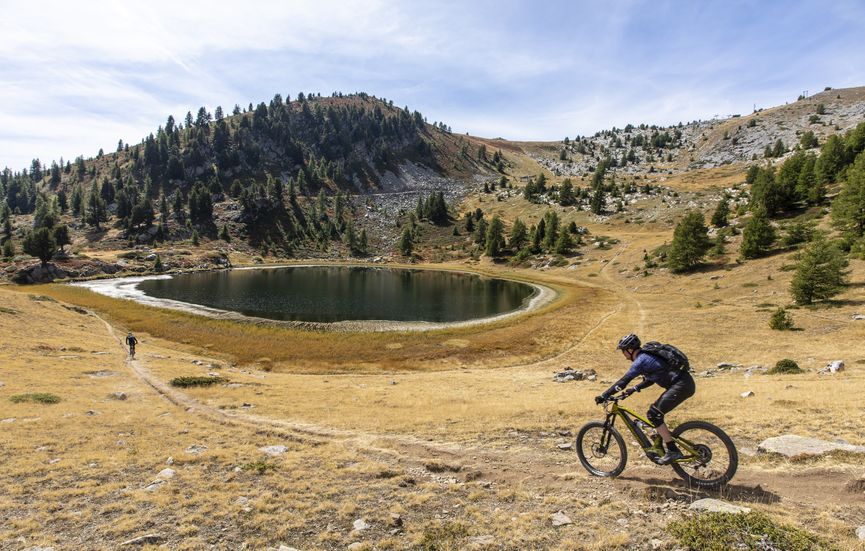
top-left (130, 265), bottom-right (539, 324)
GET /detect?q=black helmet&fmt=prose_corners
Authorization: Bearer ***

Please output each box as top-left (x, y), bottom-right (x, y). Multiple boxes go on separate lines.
top-left (616, 333), bottom-right (641, 350)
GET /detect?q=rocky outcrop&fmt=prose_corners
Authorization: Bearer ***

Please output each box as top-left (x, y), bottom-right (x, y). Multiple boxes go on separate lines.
top-left (758, 435), bottom-right (865, 458)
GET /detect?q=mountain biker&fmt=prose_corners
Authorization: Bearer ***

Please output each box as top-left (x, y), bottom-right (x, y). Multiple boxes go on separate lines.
top-left (125, 332), bottom-right (138, 357)
top-left (595, 334), bottom-right (695, 465)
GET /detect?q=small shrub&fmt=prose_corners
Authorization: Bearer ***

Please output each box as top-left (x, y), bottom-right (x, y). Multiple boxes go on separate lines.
top-left (769, 307), bottom-right (794, 330)
top-left (10, 393), bottom-right (61, 404)
top-left (668, 512), bottom-right (835, 551)
top-left (170, 376), bottom-right (226, 388)
top-left (770, 359), bottom-right (803, 374)
top-left (240, 460), bottom-right (276, 474)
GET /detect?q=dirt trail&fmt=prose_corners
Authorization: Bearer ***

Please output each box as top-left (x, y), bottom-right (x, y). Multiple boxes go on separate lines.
top-left (94, 310), bottom-right (863, 513)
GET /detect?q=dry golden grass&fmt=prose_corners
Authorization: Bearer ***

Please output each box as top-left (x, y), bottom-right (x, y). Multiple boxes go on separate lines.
top-left (2, 176), bottom-right (865, 548)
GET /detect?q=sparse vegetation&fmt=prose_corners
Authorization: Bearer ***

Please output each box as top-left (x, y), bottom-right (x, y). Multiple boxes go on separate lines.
top-left (668, 512), bottom-right (835, 551)
top-left (170, 376), bottom-right (227, 388)
top-left (769, 307), bottom-right (794, 330)
top-left (770, 359), bottom-right (803, 374)
top-left (9, 393), bottom-right (61, 404)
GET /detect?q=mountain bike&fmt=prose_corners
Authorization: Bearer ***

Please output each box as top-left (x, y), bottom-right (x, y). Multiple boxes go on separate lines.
top-left (576, 392), bottom-right (738, 489)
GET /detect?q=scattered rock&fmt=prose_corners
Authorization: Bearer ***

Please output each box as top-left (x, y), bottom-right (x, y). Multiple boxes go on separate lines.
top-left (553, 368), bottom-right (596, 383)
top-left (352, 519), bottom-right (370, 532)
top-left (557, 442), bottom-right (573, 450)
top-left (144, 480), bottom-right (165, 492)
top-left (157, 468), bottom-right (176, 480)
top-left (166, 456), bottom-right (174, 465)
top-left (818, 360), bottom-right (845, 374)
top-left (85, 370), bottom-right (116, 378)
top-left (390, 513), bottom-right (403, 527)
top-left (121, 534), bottom-right (163, 546)
top-left (740, 391), bottom-right (755, 398)
top-left (845, 477), bottom-right (865, 493)
top-left (86, 410), bottom-right (99, 416)
top-left (108, 392), bottom-right (128, 401)
top-left (717, 362), bottom-right (741, 369)
top-left (758, 435), bottom-right (865, 458)
top-left (856, 526), bottom-right (865, 540)
top-left (0, 381), bottom-right (4, 387)
top-left (689, 498), bottom-right (751, 514)
top-left (650, 539), bottom-right (664, 550)
top-left (468, 535), bottom-right (496, 547)
top-left (550, 511), bottom-right (572, 526)
top-left (852, 314), bottom-right (865, 321)
top-left (260, 445), bottom-right (288, 457)
top-left (277, 546), bottom-right (302, 551)
top-left (185, 444), bottom-right (208, 455)
top-left (347, 544), bottom-right (365, 551)
top-left (2, 418), bottom-right (16, 424)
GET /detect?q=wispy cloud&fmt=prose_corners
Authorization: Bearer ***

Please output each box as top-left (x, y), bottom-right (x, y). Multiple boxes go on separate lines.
top-left (1, 0), bottom-right (863, 170)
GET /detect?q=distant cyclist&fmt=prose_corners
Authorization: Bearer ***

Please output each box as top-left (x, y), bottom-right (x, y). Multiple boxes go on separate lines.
top-left (125, 332), bottom-right (138, 358)
top-left (595, 334), bottom-right (696, 464)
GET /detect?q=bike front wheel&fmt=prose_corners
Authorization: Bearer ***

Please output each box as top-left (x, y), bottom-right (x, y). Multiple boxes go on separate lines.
top-left (670, 420), bottom-right (738, 489)
top-left (576, 421), bottom-right (628, 477)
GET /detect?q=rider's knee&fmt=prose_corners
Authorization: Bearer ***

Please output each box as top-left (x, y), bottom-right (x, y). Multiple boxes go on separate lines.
top-left (647, 405), bottom-right (665, 426)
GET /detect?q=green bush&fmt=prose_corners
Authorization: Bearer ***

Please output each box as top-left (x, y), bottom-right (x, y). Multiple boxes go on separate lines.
top-left (10, 393), bottom-right (61, 404)
top-left (668, 512), bottom-right (836, 551)
top-left (770, 359), bottom-right (803, 374)
top-left (170, 376), bottom-right (226, 388)
top-left (769, 307), bottom-right (794, 330)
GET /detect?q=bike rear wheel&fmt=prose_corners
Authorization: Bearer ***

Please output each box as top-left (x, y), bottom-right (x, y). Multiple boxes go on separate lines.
top-left (670, 420), bottom-right (738, 489)
top-left (576, 421), bottom-right (627, 477)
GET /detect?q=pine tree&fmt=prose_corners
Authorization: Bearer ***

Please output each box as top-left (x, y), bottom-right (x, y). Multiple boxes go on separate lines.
top-left (23, 227), bottom-right (56, 267)
top-left (2, 239), bottom-right (14, 259)
top-left (590, 186), bottom-right (605, 215)
top-left (53, 224), bottom-right (70, 253)
top-left (559, 179), bottom-right (576, 206)
top-left (509, 218), bottom-right (528, 251)
top-left (220, 224), bottom-right (231, 242)
top-left (711, 198), bottom-right (729, 227)
top-left (740, 206), bottom-right (775, 259)
top-left (399, 227), bottom-right (413, 257)
top-left (554, 230), bottom-right (575, 255)
top-left (542, 211), bottom-right (559, 251)
top-left (71, 186), bottom-right (83, 216)
top-left (85, 182), bottom-right (107, 230)
top-left (790, 236), bottom-right (849, 304)
top-left (831, 151), bottom-right (865, 241)
top-left (667, 210), bottom-right (711, 272)
top-left (485, 215), bottom-right (505, 257)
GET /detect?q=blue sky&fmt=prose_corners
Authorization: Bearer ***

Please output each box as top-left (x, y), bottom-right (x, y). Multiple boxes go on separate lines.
top-left (2, 0), bottom-right (864, 171)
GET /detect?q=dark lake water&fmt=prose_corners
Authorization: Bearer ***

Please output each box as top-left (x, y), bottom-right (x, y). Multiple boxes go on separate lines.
top-left (135, 266), bottom-right (536, 323)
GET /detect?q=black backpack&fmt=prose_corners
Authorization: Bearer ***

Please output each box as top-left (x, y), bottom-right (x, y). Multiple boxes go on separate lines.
top-left (642, 341), bottom-right (690, 371)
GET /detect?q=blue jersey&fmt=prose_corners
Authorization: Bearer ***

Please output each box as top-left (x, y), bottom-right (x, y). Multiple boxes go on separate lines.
top-left (605, 351), bottom-right (683, 395)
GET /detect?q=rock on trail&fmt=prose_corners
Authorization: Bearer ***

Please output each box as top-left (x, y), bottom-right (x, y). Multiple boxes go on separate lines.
top-left (689, 498), bottom-right (751, 514)
top-left (758, 435), bottom-right (865, 458)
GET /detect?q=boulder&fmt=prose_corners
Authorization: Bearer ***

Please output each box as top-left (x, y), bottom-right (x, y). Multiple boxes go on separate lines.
top-left (550, 511), bottom-right (572, 526)
top-left (857, 526), bottom-right (865, 540)
top-left (689, 498), bottom-right (751, 514)
top-left (819, 360), bottom-right (844, 374)
top-left (157, 468), bottom-right (176, 479)
top-left (740, 391), bottom-right (755, 398)
top-left (259, 445), bottom-right (288, 457)
top-left (352, 519), bottom-right (370, 532)
top-left (758, 435), bottom-right (865, 458)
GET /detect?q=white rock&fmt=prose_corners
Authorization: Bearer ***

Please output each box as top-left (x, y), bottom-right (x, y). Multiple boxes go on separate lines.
top-left (740, 391), bottom-right (755, 398)
top-left (550, 511), bottom-right (572, 526)
top-left (352, 519), bottom-right (370, 531)
top-left (144, 480), bottom-right (165, 492)
top-left (166, 456), bottom-right (174, 465)
top-left (758, 435), bottom-right (865, 458)
top-left (185, 444), bottom-right (207, 455)
top-left (689, 498), bottom-right (751, 514)
top-left (109, 391), bottom-right (128, 400)
top-left (557, 442), bottom-right (573, 450)
top-left (650, 539), bottom-right (663, 550)
top-left (826, 360), bottom-right (845, 373)
top-left (260, 445), bottom-right (288, 457)
top-left (347, 544), bottom-right (364, 551)
top-left (1, 418), bottom-right (15, 424)
top-left (856, 526), bottom-right (865, 540)
top-left (852, 314), bottom-right (865, 321)
top-left (277, 545), bottom-right (302, 551)
top-left (121, 534), bottom-right (163, 546)
top-left (157, 468), bottom-right (175, 479)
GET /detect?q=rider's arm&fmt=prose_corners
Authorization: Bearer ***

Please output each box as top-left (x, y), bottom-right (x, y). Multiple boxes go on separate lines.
top-left (600, 364), bottom-right (640, 399)
top-left (631, 378), bottom-right (654, 392)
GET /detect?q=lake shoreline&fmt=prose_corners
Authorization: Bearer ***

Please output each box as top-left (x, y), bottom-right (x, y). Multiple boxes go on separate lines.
top-left (72, 265), bottom-right (559, 333)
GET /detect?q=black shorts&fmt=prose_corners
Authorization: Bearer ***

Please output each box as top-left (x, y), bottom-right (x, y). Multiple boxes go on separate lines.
top-left (653, 372), bottom-right (696, 414)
